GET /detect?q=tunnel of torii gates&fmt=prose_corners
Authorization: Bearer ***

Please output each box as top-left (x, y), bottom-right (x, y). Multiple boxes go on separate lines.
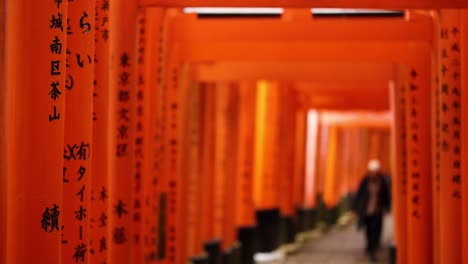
top-left (1, 0), bottom-right (468, 264)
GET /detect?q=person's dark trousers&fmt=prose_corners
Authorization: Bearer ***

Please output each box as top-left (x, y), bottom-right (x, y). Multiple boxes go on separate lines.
top-left (364, 213), bottom-right (383, 257)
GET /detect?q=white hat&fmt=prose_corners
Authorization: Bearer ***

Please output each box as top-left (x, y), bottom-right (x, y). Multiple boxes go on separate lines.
top-left (368, 159), bottom-right (381, 172)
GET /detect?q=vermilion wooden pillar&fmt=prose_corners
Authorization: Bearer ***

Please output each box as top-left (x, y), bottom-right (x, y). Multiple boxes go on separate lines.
top-left (324, 126), bottom-right (338, 207)
top-left (213, 83), bottom-right (228, 247)
top-left (254, 81), bottom-right (280, 210)
top-left (62, 1), bottom-right (95, 262)
top-left (91, 0), bottom-right (111, 263)
top-left (143, 9), bottom-right (164, 262)
top-left (185, 79), bottom-right (202, 259)
top-left (278, 84), bottom-right (296, 220)
top-left (349, 127), bottom-right (359, 192)
top-left (266, 84), bottom-right (281, 211)
top-left (391, 68), bottom-right (408, 264)
top-left (354, 127), bottom-right (365, 191)
top-left (304, 110), bottom-right (319, 208)
top-left (213, 82), bottom-right (240, 250)
top-left (345, 128), bottom-right (356, 193)
top-left (236, 81), bottom-right (257, 228)
top-left (368, 129), bottom-right (380, 162)
top-left (357, 129), bottom-right (370, 187)
top-left (154, 9), bottom-right (178, 262)
top-left (377, 130), bottom-right (390, 174)
top-left (331, 127), bottom-right (344, 205)
top-left (438, 9), bottom-right (462, 264)
top-left (176, 63), bottom-right (192, 264)
top-left (223, 83), bottom-right (240, 250)
top-left (349, 127), bottom-right (357, 192)
top-left (461, 9), bottom-right (468, 264)
top-left (199, 83), bottom-right (216, 251)
top-left (109, 0), bottom-right (138, 263)
top-left (339, 128), bottom-right (352, 198)
top-left (253, 80), bottom-right (266, 209)
top-left (293, 110), bottom-right (307, 208)
top-left (430, 10), bottom-right (441, 264)
top-left (0, 0), bottom-right (5, 261)
top-left (132, 11), bottom-right (147, 264)
top-left (316, 123), bottom-right (329, 203)
top-left (405, 45), bottom-right (433, 264)
top-left (336, 127), bottom-right (350, 202)
top-left (6, 1), bottom-right (68, 263)
top-left (164, 42), bottom-right (186, 264)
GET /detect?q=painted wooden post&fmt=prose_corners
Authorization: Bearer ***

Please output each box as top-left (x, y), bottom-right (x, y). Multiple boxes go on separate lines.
top-left (461, 9), bottom-right (468, 264)
top-left (6, 1), bottom-right (68, 263)
top-left (213, 83), bottom-right (228, 248)
top-left (223, 83), bottom-right (240, 251)
top-left (302, 110), bottom-right (314, 209)
top-left (62, 1), bottom-right (95, 262)
top-left (405, 44), bottom-right (433, 264)
top-left (199, 83), bottom-right (216, 251)
top-left (391, 67), bottom-right (408, 264)
top-left (235, 81), bottom-right (257, 263)
top-left (143, 8), bottom-right (165, 263)
top-left (430, 10), bottom-right (441, 264)
top-left (324, 126), bottom-right (338, 207)
top-left (91, 0), bottom-right (111, 263)
top-left (164, 41), bottom-right (186, 264)
top-left (0, 0), bottom-right (6, 261)
top-left (438, 9), bottom-right (462, 264)
top-left (339, 128), bottom-right (352, 198)
top-left (236, 81), bottom-right (257, 228)
top-left (254, 80), bottom-right (281, 210)
top-left (276, 84), bottom-right (296, 245)
top-left (185, 80), bottom-right (202, 259)
top-left (316, 123), bottom-right (329, 203)
top-left (131, 11), bottom-right (147, 264)
top-left (109, 0), bottom-right (138, 263)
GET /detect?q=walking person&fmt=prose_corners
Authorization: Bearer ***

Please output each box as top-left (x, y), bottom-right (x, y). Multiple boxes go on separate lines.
top-left (353, 159), bottom-right (391, 262)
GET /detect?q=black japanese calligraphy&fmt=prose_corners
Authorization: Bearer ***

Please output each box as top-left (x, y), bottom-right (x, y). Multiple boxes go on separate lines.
top-left (50, 13), bottom-right (64, 31)
top-left (114, 200), bottom-right (127, 218)
top-left (113, 227), bottom-right (127, 244)
top-left (80, 12), bottom-right (91, 34)
top-left (41, 204), bottom-right (60, 232)
top-left (73, 243), bottom-right (86, 262)
top-left (75, 206), bottom-right (87, 221)
top-left (50, 36), bottom-right (63, 55)
top-left (49, 81), bottom-right (62, 100)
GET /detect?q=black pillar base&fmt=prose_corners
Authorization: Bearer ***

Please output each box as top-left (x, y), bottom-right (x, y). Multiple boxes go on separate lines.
top-left (296, 208), bottom-right (308, 233)
top-left (238, 226), bottom-right (257, 264)
top-left (326, 206), bottom-right (339, 225)
top-left (222, 248), bottom-right (232, 264)
top-left (222, 243), bottom-right (242, 264)
top-left (280, 215), bottom-right (296, 244)
top-left (308, 208), bottom-right (317, 230)
top-left (296, 207), bottom-right (319, 234)
top-left (204, 239), bottom-right (222, 264)
top-left (255, 208), bottom-right (281, 253)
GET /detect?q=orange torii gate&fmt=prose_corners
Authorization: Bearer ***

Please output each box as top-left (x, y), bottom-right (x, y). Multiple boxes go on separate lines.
top-left (3, 1), bottom-right (468, 264)
top-left (174, 10), bottom-right (435, 263)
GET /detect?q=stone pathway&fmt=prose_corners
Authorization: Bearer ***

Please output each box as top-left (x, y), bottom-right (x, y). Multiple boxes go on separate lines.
top-left (267, 215), bottom-right (393, 264)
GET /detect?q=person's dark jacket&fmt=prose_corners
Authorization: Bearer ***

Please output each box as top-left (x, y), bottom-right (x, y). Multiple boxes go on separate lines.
top-left (352, 173), bottom-right (391, 229)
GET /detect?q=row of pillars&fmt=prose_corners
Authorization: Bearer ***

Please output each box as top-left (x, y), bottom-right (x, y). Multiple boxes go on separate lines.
top-left (0, 2), bottom-right (391, 263)
top-left (11, 2), bottom-right (468, 264)
top-left (391, 9), bottom-right (468, 264)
